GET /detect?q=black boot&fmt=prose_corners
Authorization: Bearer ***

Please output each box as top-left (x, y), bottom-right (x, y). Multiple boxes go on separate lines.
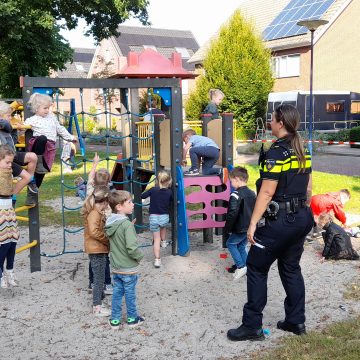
top-left (35, 155), bottom-right (49, 174)
top-left (277, 320), bottom-right (306, 335)
top-left (227, 324), bottom-right (265, 341)
top-left (25, 190), bottom-right (38, 206)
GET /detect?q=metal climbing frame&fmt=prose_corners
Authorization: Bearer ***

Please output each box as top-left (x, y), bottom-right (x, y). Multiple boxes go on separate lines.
top-left (21, 76), bottom-right (183, 256)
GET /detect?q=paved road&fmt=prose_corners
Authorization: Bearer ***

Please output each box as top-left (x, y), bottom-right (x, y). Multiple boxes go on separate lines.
top-left (86, 143), bottom-right (359, 177)
top-left (236, 152), bottom-right (359, 176)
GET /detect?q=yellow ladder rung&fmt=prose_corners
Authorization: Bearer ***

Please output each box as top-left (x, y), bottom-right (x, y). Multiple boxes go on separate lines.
top-left (16, 240), bottom-right (38, 254)
top-left (15, 144), bottom-right (26, 148)
top-left (16, 216), bottom-right (29, 222)
top-left (15, 205), bottom-right (35, 212)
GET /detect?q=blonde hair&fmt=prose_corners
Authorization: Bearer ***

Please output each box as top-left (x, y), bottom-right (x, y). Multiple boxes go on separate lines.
top-left (0, 102), bottom-right (12, 117)
top-left (209, 89), bottom-right (224, 101)
top-left (80, 185), bottom-right (109, 217)
top-left (318, 212), bottom-right (333, 227)
top-left (108, 190), bottom-right (132, 213)
top-left (28, 93), bottom-right (52, 113)
top-left (94, 168), bottom-right (111, 186)
top-left (157, 170), bottom-right (172, 189)
top-left (182, 128), bottom-right (196, 141)
top-left (0, 144), bottom-right (15, 160)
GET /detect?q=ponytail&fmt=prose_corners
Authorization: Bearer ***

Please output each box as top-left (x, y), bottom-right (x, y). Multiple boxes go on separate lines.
top-left (289, 132), bottom-right (306, 172)
top-left (275, 104), bottom-right (306, 172)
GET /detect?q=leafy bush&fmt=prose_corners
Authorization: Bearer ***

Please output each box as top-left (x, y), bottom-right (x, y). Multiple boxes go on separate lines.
top-left (349, 126), bottom-right (360, 148)
top-left (236, 126), bottom-right (256, 140)
top-left (84, 129), bottom-right (122, 146)
top-left (185, 10), bottom-right (273, 131)
top-left (318, 129), bottom-right (351, 142)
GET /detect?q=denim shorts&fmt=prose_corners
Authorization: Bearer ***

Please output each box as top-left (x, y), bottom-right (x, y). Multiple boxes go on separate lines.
top-left (149, 214), bottom-right (169, 232)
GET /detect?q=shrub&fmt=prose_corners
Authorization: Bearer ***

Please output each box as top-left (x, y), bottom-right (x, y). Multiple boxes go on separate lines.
top-left (185, 10), bottom-right (273, 131)
top-left (236, 126), bottom-right (256, 140)
top-left (349, 126), bottom-right (360, 148)
top-left (318, 129), bottom-right (351, 142)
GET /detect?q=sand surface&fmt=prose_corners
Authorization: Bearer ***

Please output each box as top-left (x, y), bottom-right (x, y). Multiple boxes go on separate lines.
top-left (1, 215), bottom-right (360, 360)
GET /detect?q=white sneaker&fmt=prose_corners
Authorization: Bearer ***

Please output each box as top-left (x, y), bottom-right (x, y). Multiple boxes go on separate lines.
top-left (154, 258), bottom-right (161, 268)
top-left (104, 284), bottom-right (113, 295)
top-left (233, 267), bottom-right (247, 280)
top-left (1, 275), bottom-right (9, 289)
top-left (93, 305), bottom-right (111, 317)
top-left (161, 240), bottom-right (169, 248)
top-left (6, 270), bottom-right (18, 287)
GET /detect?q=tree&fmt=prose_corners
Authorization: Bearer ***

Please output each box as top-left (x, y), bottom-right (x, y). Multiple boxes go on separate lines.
top-left (0, 0), bottom-right (149, 97)
top-left (185, 10), bottom-right (274, 131)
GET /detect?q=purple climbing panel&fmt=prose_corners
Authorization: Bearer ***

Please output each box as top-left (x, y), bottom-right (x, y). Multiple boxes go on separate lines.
top-left (183, 175), bottom-right (230, 230)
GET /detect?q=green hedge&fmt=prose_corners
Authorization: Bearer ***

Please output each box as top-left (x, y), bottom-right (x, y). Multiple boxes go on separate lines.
top-left (349, 126), bottom-right (360, 148)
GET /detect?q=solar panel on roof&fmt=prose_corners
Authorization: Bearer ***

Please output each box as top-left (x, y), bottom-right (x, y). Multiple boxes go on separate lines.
top-left (263, 0), bottom-right (335, 41)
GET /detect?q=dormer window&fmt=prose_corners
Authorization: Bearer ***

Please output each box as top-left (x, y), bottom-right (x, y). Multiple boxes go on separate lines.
top-left (144, 45), bottom-right (157, 51)
top-left (75, 64), bottom-right (85, 71)
top-left (175, 47), bottom-right (190, 58)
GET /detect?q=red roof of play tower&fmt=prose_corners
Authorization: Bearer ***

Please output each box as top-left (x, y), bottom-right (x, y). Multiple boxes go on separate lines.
top-left (115, 48), bottom-right (196, 79)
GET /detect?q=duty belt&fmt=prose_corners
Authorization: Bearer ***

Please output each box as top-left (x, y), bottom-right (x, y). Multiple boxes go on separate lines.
top-left (276, 198), bottom-right (307, 212)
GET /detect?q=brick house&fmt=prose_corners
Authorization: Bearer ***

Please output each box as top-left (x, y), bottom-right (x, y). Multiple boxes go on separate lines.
top-left (88, 25), bottom-right (199, 109)
top-left (189, 0), bottom-right (360, 95)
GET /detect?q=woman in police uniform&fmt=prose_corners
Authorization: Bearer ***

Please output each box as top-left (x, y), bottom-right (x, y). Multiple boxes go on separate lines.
top-left (227, 104), bottom-right (313, 341)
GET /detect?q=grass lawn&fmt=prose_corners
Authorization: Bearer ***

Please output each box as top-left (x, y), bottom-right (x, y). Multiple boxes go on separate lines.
top-left (254, 316), bottom-right (360, 360)
top-left (15, 152), bottom-right (360, 226)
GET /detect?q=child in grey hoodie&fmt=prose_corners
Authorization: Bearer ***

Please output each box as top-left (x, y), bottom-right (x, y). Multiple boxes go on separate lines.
top-left (105, 190), bottom-right (144, 330)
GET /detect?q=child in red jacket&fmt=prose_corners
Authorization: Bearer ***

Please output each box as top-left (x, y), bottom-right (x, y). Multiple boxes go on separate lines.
top-left (310, 189), bottom-right (350, 226)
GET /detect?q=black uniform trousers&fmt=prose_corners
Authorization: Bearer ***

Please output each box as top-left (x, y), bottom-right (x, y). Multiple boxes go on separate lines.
top-left (242, 206), bottom-right (313, 329)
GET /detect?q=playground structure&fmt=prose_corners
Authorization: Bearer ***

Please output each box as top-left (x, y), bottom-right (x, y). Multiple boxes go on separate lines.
top-left (19, 72), bottom-right (235, 263)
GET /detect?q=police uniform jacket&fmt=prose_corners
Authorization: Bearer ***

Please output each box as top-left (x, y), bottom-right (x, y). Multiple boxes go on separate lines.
top-left (224, 186), bottom-right (256, 234)
top-left (257, 137), bottom-right (311, 203)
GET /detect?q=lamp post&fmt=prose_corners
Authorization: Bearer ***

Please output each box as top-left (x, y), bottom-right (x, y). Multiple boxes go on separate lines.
top-left (297, 19), bottom-right (328, 154)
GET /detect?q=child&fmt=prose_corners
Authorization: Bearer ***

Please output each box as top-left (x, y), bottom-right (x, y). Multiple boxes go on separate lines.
top-left (224, 167), bottom-right (256, 280)
top-left (24, 93), bottom-right (76, 192)
top-left (81, 185), bottom-right (111, 316)
top-left (318, 213), bottom-right (359, 262)
top-left (0, 145), bottom-right (20, 288)
top-left (86, 152), bottom-right (112, 196)
top-left (203, 89), bottom-right (224, 119)
top-left (141, 170), bottom-right (173, 268)
top-left (182, 128), bottom-right (228, 183)
top-left (86, 152), bottom-right (113, 294)
top-left (105, 190), bottom-right (144, 330)
top-left (310, 189), bottom-right (351, 226)
top-left (0, 102), bottom-right (38, 200)
top-left (143, 98), bottom-right (165, 121)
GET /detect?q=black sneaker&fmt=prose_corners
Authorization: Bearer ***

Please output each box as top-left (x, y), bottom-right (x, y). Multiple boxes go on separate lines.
top-left (227, 264), bottom-right (237, 273)
top-left (184, 168), bottom-right (199, 176)
top-left (127, 316), bottom-right (145, 328)
top-left (109, 319), bottom-right (121, 330)
top-left (27, 182), bottom-right (39, 194)
top-left (227, 324), bottom-right (265, 341)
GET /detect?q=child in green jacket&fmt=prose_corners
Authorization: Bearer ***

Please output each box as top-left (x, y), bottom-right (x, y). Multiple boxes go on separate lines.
top-left (105, 190), bottom-right (144, 330)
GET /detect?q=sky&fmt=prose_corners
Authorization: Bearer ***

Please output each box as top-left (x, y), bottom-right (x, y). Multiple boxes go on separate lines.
top-left (60, 0), bottom-right (242, 48)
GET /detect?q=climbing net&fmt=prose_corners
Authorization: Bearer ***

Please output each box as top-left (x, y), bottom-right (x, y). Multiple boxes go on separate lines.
top-left (42, 88), bottom-right (158, 257)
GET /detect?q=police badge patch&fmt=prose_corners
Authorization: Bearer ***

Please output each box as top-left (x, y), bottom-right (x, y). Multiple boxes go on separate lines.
top-left (265, 159), bottom-right (276, 171)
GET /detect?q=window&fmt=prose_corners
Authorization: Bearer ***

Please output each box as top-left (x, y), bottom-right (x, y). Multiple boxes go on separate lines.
top-left (271, 54), bottom-right (300, 78)
top-left (175, 47), bottom-right (190, 58)
top-left (326, 101), bottom-right (345, 113)
top-left (75, 64), bottom-right (85, 71)
top-left (351, 100), bottom-right (360, 114)
top-left (144, 45), bottom-right (157, 51)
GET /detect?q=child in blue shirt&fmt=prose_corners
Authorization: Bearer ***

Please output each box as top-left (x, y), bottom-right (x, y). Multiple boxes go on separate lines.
top-left (182, 128), bottom-right (228, 183)
top-left (141, 170), bottom-right (173, 268)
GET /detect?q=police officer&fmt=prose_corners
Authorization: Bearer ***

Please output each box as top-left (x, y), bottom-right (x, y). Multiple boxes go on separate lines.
top-left (227, 104), bottom-right (313, 341)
